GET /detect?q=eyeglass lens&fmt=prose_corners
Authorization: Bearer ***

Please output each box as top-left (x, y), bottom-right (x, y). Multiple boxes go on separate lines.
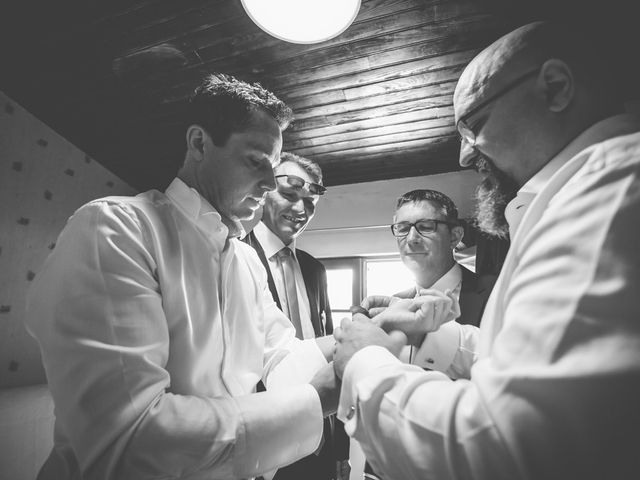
top-left (456, 68), bottom-right (540, 146)
top-left (392, 220), bottom-right (439, 236)
top-left (276, 174), bottom-right (325, 195)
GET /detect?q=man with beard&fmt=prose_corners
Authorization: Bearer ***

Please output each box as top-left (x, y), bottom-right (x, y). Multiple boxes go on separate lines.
top-left (471, 153), bottom-right (519, 239)
top-left (332, 21), bottom-right (640, 480)
top-left (244, 152), bottom-right (350, 480)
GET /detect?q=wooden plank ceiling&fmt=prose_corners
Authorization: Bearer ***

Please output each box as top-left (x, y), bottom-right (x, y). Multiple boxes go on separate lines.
top-left (1, 0), bottom-right (637, 191)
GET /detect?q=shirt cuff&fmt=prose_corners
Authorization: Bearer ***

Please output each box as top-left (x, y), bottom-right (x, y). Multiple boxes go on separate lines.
top-left (337, 346), bottom-right (401, 433)
top-left (411, 321), bottom-right (460, 372)
top-left (234, 383), bottom-right (324, 477)
top-left (266, 338), bottom-right (328, 390)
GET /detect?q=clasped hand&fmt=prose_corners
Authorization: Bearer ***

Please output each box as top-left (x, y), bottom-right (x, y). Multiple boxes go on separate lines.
top-left (333, 289), bottom-right (460, 379)
top-left (364, 288), bottom-right (459, 345)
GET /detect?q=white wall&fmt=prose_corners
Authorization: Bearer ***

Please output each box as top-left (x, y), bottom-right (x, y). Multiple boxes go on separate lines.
top-left (0, 90), bottom-right (136, 388)
top-left (297, 170), bottom-right (480, 258)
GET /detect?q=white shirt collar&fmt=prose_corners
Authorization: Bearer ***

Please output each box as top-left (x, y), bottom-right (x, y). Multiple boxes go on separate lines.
top-left (253, 221), bottom-right (297, 259)
top-left (505, 113), bottom-right (640, 236)
top-left (165, 178), bottom-right (245, 239)
top-left (417, 263), bottom-right (462, 294)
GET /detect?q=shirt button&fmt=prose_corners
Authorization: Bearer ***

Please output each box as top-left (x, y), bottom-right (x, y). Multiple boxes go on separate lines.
top-left (346, 405), bottom-right (356, 420)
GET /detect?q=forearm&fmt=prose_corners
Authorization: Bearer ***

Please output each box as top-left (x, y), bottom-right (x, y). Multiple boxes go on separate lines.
top-left (110, 385), bottom-right (323, 479)
top-left (309, 362), bottom-right (340, 417)
top-left (338, 347), bottom-right (515, 480)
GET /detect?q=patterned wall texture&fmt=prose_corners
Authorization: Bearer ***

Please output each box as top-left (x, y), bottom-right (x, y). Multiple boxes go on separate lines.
top-left (0, 90), bottom-right (137, 388)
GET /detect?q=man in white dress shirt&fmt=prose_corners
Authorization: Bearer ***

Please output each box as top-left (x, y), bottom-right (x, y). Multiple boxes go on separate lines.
top-left (26, 73), bottom-right (340, 480)
top-left (390, 189), bottom-right (493, 329)
top-left (364, 189), bottom-right (495, 480)
top-left (333, 21), bottom-right (640, 480)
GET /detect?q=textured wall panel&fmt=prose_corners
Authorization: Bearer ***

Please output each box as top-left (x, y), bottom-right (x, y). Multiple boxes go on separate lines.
top-left (0, 90), bottom-right (137, 388)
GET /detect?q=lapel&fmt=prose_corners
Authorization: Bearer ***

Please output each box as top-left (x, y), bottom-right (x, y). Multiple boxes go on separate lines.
top-left (243, 231), bottom-right (281, 310)
top-left (296, 249), bottom-right (323, 337)
top-left (458, 266), bottom-right (491, 327)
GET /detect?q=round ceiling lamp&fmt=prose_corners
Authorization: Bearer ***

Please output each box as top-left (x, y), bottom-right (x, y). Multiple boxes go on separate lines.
top-left (241, 0), bottom-right (361, 44)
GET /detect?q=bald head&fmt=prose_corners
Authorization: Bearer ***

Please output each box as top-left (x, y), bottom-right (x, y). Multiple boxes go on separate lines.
top-left (454, 22), bottom-right (543, 121)
top-left (454, 21), bottom-right (622, 185)
top-left (454, 21), bottom-right (618, 123)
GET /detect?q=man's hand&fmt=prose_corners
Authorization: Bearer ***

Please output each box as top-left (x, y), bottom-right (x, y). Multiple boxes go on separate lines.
top-left (361, 295), bottom-right (402, 317)
top-left (333, 315), bottom-right (407, 379)
top-left (361, 289), bottom-right (460, 346)
top-left (315, 334), bottom-right (339, 362)
top-left (309, 362), bottom-right (340, 417)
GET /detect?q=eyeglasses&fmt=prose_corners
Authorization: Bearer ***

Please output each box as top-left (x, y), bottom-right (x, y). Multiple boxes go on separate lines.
top-left (390, 219), bottom-right (456, 238)
top-left (456, 68), bottom-right (540, 147)
top-left (275, 174), bottom-right (326, 196)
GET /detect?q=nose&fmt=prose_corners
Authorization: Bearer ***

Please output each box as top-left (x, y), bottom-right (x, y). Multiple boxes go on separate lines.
top-left (459, 140), bottom-right (477, 168)
top-left (406, 225), bottom-right (422, 242)
top-left (290, 196), bottom-right (304, 212)
top-left (260, 168), bottom-right (276, 193)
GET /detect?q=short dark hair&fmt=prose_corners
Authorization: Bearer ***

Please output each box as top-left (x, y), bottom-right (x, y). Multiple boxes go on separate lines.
top-left (278, 152), bottom-right (323, 184)
top-left (396, 189), bottom-right (459, 224)
top-left (187, 73), bottom-right (294, 146)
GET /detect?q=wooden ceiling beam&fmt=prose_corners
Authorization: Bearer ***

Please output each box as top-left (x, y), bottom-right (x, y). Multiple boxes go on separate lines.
top-left (284, 115), bottom-right (454, 149)
top-left (289, 126), bottom-right (455, 157)
top-left (290, 95), bottom-right (452, 132)
top-left (145, 17), bottom-right (500, 108)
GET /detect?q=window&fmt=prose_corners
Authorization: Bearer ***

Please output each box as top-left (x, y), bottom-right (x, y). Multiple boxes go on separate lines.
top-left (321, 256), bottom-right (415, 321)
top-left (321, 257), bottom-right (363, 321)
top-left (364, 257), bottom-right (414, 297)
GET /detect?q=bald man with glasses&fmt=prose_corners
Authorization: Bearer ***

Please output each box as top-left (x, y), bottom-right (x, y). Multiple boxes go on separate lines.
top-left (333, 21), bottom-right (640, 480)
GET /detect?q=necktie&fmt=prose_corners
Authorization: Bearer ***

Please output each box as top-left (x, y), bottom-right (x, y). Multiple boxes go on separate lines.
top-left (276, 247), bottom-right (303, 339)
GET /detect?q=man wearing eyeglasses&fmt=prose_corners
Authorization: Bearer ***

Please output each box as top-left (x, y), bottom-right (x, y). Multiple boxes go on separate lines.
top-left (332, 20), bottom-right (640, 480)
top-left (391, 189), bottom-right (492, 331)
top-left (244, 152), bottom-right (350, 480)
top-left (363, 189), bottom-right (494, 480)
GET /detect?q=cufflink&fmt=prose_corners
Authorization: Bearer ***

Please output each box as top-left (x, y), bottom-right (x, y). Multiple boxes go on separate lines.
top-left (346, 405), bottom-right (356, 420)
top-left (349, 305), bottom-right (370, 318)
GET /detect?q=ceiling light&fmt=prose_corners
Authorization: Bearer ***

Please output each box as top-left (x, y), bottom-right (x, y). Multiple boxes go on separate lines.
top-left (241, 0), bottom-right (361, 44)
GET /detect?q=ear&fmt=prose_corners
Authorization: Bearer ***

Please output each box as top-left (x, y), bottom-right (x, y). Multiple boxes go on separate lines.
top-left (450, 225), bottom-right (465, 249)
top-left (539, 59), bottom-right (574, 113)
top-left (185, 124), bottom-right (207, 161)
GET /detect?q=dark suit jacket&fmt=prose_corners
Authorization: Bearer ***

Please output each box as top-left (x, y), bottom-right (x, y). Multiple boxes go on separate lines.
top-left (244, 230), bottom-right (349, 480)
top-left (244, 230), bottom-right (333, 336)
top-left (394, 265), bottom-right (495, 327)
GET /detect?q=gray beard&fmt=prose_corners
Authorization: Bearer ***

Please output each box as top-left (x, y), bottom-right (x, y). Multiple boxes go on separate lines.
top-left (472, 155), bottom-right (518, 239)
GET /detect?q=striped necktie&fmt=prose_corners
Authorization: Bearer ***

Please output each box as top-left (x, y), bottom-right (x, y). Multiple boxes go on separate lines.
top-left (276, 247), bottom-right (303, 339)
